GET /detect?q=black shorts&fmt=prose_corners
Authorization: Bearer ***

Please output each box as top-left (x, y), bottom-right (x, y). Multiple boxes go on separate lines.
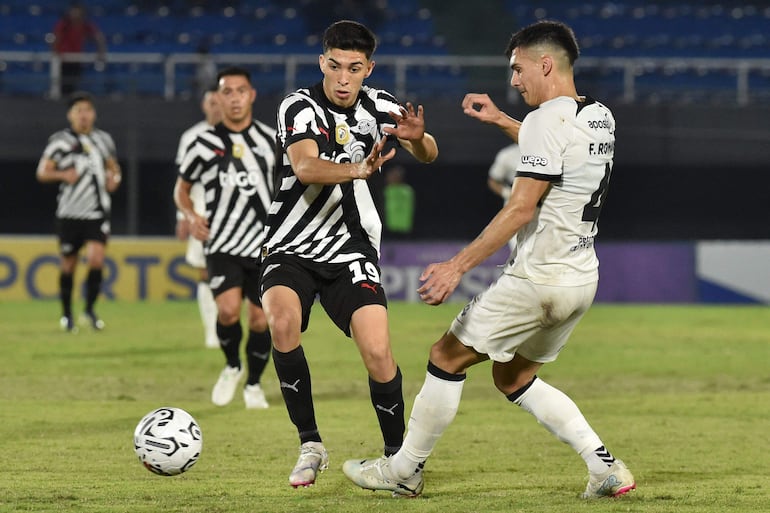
top-left (206, 253), bottom-right (263, 305)
top-left (56, 218), bottom-right (109, 256)
top-left (260, 253), bottom-right (387, 337)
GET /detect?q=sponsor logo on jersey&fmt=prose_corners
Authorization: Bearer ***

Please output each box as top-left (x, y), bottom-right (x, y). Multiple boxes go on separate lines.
top-left (335, 123), bottom-right (351, 145)
top-left (587, 116), bottom-right (613, 131)
top-left (353, 118), bottom-right (375, 134)
top-left (218, 169), bottom-right (262, 196)
top-left (521, 154), bottom-right (549, 166)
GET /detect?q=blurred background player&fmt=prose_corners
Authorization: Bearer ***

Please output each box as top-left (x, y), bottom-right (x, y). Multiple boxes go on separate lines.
top-left (36, 91), bottom-right (121, 332)
top-left (51, 3), bottom-right (107, 95)
top-left (174, 67), bottom-right (277, 410)
top-left (174, 85), bottom-right (223, 349)
top-left (259, 20), bottom-right (438, 488)
top-left (487, 142), bottom-right (521, 250)
top-left (383, 164), bottom-right (415, 240)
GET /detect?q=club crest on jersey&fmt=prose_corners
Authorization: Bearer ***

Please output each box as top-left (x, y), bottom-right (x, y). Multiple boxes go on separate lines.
top-left (232, 144), bottom-right (244, 159)
top-left (81, 142), bottom-right (91, 154)
top-left (335, 123), bottom-right (350, 145)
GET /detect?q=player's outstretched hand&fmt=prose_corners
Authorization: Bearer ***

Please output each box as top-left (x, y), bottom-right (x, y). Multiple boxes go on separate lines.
top-left (351, 137), bottom-right (395, 180)
top-left (417, 260), bottom-right (464, 306)
top-left (462, 93), bottom-right (503, 125)
top-left (384, 102), bottom-right (426, 141)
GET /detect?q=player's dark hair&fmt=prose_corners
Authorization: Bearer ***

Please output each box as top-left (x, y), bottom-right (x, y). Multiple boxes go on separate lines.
top-left (67, 90), bottom-right (93, 108)
top-left (216, 66), bottom-right (251, 85)
top-left (505, 20), bottom-right (580, 65)
top-left (322, 20), bottom-right (377, 59)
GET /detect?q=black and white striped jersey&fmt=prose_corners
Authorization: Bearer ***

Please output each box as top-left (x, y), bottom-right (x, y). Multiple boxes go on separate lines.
top-left (41, 128), bottom-right (116, 220)
top-left (263, 82), bottom-right (400, 264)
top-left (178, 120), bottom-right (277, 259)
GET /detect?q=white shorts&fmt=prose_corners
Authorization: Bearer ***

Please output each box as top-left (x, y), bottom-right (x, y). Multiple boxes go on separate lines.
top-left (449, 274), bottom-right (597, 363)
top-left (185, 237), bottom-right (206, 269)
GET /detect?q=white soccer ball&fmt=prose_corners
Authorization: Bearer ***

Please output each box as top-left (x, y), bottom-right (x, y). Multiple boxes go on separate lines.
top-left (133, 407), bottom-right (202, 476)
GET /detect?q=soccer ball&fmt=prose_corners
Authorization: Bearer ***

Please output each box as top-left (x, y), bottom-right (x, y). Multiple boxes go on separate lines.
top-left (133, 407), bottom-right (202, 476)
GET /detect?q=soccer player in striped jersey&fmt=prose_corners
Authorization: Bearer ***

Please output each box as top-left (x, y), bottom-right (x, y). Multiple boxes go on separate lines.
top-left (36, 92), bottom-right (121, 333)
top-left (174, 67), bottom-right (277, 410)
top-left (344, 20), bottom-right (636, 499)
top-left (259, 20), bottom-right (438, 488)
top-left (174, 85), bottom-right (222, 349)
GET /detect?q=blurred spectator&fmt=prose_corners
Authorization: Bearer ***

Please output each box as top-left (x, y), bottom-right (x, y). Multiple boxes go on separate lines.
top-left (194, 41), bottom-right (218, 98)
top-left (51, 3), bottom-right (107, 95)
top-left (383, 165), bottom-right (415, 239)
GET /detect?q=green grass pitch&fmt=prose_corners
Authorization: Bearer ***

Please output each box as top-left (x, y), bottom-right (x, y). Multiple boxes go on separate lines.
top-left (0, 300), bottom-right (768, 512)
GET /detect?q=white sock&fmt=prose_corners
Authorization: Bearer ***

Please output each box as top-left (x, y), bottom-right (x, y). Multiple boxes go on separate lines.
top-left (197, 282), bottom-right (218, 346)
top-left (513, 377), bottom-right (608, 474)
top-left (390, 371), bottom-right (465, 479)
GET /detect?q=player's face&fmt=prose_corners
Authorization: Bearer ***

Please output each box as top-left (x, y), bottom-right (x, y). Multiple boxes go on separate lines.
top-left (66, 100), bottom-right (96, 134)
top-left (217, 74), bottom-right (255, 126)
top-left (509, 48), bottom-right (544, 107)
top-left (202, 91), bottom-right (222, 125)
top-left (320, 48), bottom-right (374, 108)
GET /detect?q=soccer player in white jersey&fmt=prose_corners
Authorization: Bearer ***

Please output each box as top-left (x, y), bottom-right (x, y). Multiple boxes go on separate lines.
top-left (175, 67), bottom-right (277, 410)
top-left (259, 20), bottom-right (438, 488)
top-left (174, 86), bottom-right (223, 348)
top-left (344, 20), bottom-right (636, 499)
top-left (36, 92), bottom-right (121, 333)
top-left (487, 142), bottom-right (521, 250)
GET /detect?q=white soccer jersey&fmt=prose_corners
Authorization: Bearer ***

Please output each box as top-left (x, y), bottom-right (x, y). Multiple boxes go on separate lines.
top-left (488, 143), bottom-right (521, 202)
top-left (42, 128), bottom-right (116, 220)
top-left (506, 96), bottom-right (615, 286)
top-left (178, 120), bottom-right (277, 259)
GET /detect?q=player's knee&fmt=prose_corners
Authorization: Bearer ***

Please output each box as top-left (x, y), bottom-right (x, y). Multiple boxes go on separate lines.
top-left (217, 308), bottom-right (240, 325)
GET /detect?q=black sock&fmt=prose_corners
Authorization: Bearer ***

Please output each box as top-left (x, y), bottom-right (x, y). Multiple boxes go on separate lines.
top-left (369, 367), bottom-right (405, 456)
top-left (216, 321), bottom-right (242, 369)
top-left (60, 272), bottom-right (74, 318)
top-left (272, 346), bottom-right (320, 444)
top-left (245, 330), bottom-right (271, 385)
top-left (85, 268), bottom-right (102, 313)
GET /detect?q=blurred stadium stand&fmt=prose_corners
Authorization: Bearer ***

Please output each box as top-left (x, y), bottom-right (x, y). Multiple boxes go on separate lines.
top-left (0, 0), bottom-right (769, 103)
top-left (1, 1), bottom-right (769, 241)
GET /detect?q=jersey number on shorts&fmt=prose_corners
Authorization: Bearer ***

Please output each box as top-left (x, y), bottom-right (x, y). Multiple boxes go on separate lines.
top-left (348, 260), bottom-right (381, 284)
top-left (582, 163), bottom-right (612, 228)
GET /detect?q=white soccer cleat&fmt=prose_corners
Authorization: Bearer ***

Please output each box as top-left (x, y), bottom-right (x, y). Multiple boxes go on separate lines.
top-left (289, 442), bottom-right (329, 488)
top-left (243, 383), bottom-right (269, 409)
top-left (581, 459), bottom-right (636, 499)
top-left (342, 456), bottom-right (424, 498)
top-left (211, 365), bottom-right (244, 406)
top-left (59, 315), bottom-right (78, 334)
top-left (81, 310), bottom-right (105, 330)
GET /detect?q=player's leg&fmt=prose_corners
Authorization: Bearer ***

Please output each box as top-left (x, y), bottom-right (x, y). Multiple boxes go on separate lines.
top-left (210, 286), bottom-right (245, 406)
top-left (242, 266), bottom-right (271, 409)
top-left (505, 282), bottom-right (635, 498)
top-left (196, 268), bottom-right (219, 348)
top-left (59, 252), bottom-right (78, 332)
top-left (57, 219), bottom-right (82, 332)
top-left (260, 255), bottom-right (327, 487)
top-left (187, 236), bottom-right (218, 348)
top-left (81, 239), bottom-right (106, 329)
top-left (349, 304), bottom-right (404, 457)
top-left (343, 331), bottom-right (484, 496)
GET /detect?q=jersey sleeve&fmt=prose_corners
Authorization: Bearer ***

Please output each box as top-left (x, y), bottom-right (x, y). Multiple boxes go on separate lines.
top-left (516, 109), bottom-right (567, 183)
top-left (277, 93), bottom-right (330, 150)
